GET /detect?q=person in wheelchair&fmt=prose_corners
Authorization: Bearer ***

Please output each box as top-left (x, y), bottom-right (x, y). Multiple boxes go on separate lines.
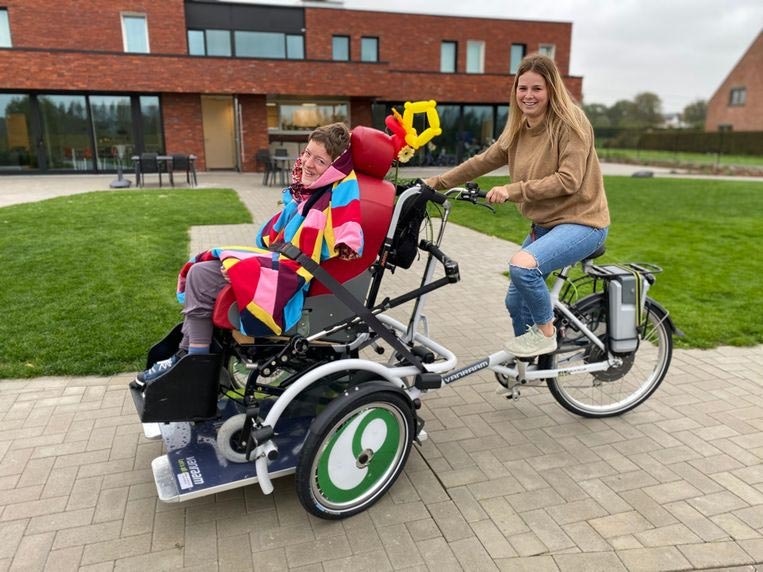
top-left (425, 53), bottom-right (610, 358)
top-left (133, 122), bottom-right (363, 387)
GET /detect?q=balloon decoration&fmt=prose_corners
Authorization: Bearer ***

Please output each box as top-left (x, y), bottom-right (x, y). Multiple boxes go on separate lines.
top-left (384, 100), bottom-right (442, 163)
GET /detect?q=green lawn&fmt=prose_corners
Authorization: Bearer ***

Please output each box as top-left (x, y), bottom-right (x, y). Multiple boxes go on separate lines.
top-left (447, 175), bottom-right (763, 349)
top-left (0, 189), bottom-right (251, 379)
top-left (597, 148), bottom-right (763, 171)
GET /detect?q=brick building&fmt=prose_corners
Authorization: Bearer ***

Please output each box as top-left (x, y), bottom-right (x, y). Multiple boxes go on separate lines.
top-left (0, 0), bottom-right (581, 174)
top-left (705, 30), bottom-right (763, 132)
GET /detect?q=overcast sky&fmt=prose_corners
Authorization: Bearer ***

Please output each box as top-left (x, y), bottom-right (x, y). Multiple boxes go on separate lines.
top-left (343, 0), bottom-right (763, 114)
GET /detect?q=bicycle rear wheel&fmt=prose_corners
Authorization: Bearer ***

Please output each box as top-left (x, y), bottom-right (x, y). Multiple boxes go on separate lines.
top-left (543, 293), bottom-right (672, 418)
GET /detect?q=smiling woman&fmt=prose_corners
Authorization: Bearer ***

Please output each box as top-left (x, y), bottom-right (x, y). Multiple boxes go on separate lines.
top-left (424, 52), bottom-right (610, 358)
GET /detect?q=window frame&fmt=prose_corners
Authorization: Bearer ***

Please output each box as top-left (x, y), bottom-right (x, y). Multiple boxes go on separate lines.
top-left (465, 40), bottom-right (485, 74)
top-left (0, 8), bottom-right (12, 48)
top-left (440, 40), bottom-right (457, 73)
top-left (360, 36), bottom-right (379, 62)
top-left (332, 35), bottom-right (350, 61)
top-left (729, 87), bottom-right (746, 106)
top-left (510, 43), bottom-right (526, 74)
top-left (538, 43), bottom-right (555, 59)
top-left (121, 13), bottom-right (150, 54)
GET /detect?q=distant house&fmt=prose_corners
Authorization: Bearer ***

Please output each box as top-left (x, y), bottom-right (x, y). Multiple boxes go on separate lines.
top-left (705, 30), bottom-right (763, 132)
top-left (661, 113), bottom-right (688, 129)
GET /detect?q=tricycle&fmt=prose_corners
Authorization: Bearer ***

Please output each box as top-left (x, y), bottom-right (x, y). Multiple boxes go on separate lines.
top-left (130, 125), bottom-right (677, 519)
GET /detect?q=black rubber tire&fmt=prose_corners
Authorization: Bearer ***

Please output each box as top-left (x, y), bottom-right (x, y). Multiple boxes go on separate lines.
top-left (295, 389), bottom-right (415, 519)
top-left (544, 294), bottom-right (672, 418)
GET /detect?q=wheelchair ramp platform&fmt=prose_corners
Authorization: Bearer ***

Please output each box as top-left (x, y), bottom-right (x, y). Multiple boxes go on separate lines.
top-left (149, 401), bottom-right (311, 502)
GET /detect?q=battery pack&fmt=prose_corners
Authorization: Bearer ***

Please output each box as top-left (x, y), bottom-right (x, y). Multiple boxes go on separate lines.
top-left (598, 265), bottom-right (641, 353)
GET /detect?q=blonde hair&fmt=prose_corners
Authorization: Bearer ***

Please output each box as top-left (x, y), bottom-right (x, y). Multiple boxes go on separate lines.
top-left (501, 53), bottom-right (588, 149)
top-left (308, 122), bottom-right (350, 160)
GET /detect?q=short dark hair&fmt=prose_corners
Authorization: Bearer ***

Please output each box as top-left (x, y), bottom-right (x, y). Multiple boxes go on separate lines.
top-left (308, 122), bottom-right (350, 160)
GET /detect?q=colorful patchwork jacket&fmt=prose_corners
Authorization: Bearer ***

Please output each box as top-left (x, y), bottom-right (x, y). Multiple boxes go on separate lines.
top-left (177, 149), bottom-right (363, 336)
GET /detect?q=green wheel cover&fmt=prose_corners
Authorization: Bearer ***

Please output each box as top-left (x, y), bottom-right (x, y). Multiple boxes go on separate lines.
top-left (314, 405), bottom-right (403, 505)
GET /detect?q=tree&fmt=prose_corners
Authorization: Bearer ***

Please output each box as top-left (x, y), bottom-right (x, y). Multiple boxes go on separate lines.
top-left (582, 103), bottom-right (611, 127)
top-left (607, 100), bottom-right (636, 128)
top-left (682, 99), bottom-right (707, 129)
top-left (631, 92), bottom-right (663, 128)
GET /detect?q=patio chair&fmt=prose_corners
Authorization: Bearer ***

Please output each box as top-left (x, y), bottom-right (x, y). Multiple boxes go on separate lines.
top-left (169, 154), bottom-right (198, 187)
top-left (255, 149), bottom-right (285, 186)
top-left (136, 153), bottom-right (165, 188)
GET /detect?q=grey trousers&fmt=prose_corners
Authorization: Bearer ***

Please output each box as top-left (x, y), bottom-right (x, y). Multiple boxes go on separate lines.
top-left (180, 260), bottom-right (229, 349)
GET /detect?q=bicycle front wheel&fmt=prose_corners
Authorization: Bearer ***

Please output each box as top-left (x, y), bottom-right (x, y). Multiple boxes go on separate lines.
top-left (543, 294), bottom-right (672, 418)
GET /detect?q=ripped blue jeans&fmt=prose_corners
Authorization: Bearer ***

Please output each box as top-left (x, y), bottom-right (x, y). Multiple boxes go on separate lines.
top-left (506, 223), bottom-right (608, 336)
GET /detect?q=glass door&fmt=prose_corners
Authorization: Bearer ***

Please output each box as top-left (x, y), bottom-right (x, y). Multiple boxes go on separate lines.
top-left (0, 94), bottom-right (36, 171)
top-left (38, 94), bottom-right (92, 171)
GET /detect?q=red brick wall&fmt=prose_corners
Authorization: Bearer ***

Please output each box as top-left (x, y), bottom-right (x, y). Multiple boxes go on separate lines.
top-left (0, 2), bottom-right (582, 171)
top-left (162, 94), bottom-right (205, 169)
top-left (305, 9), bottom-right (572, 77)
top-left (705, 32), bottom-right (763, 132)
top-left (3, 0), bottom-right (187, 53)
top-left (239, 94), bottom-right (269, 172)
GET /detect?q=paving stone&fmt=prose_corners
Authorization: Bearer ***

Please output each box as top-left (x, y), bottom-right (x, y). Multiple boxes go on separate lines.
top-left (324, 548), bottom-right (393, 572)
top-left (377, 524), bottom-right (423, 569)
top-left (284, 534), bottom-right (353, 568)
top-left (9, 531), bottom-right (54, 571)
top-left (561, 521), bottom-right (610, 553)
top-left (470, 519), bottom-right (517, 559)
top-left (664, 501), bottom-right (729, 542)
top-left (415, 536), bottom-right (461, 570)
top-left (678, 540), bottom-right (754, 569)
top-left (450, 536), bottom-right (499, 571)
top-left (427, 500), bottom-right (473, 542)
top-left (553, 550), bottom-right (628, 571)
top-left (43, 545), bottom-right (84, 572)
top-left (80, 532), bottom-right (152, 566)
top-left (617, 546), bottom-right (692, 571)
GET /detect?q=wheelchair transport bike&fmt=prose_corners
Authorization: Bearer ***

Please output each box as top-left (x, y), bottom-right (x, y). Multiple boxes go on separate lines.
top-left (130, 124), bottom-right (678, 519)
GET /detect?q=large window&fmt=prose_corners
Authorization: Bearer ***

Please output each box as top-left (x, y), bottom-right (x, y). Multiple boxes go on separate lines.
top-left (122, 14), bottom-right (149, 53)
top-left (462, 105), bottom-right (495, 156)
top-left (188, 30), bottom-right (205, 55)
top-left (189, 29), bottom-right (303, 59)
top-left (274, 102), bottom-right (348, 132)
top-left (286, 35), bottom-right (304, 59)
top-left (236, 31), bottom-right (284, 58)
top-left (440, 41), bottom-right (457, 73)
top-left (538, 43), bottom-right (555, 59)
top-left (0, 9), bottom-right (11, 48)
top-left (374, 103), bottom-right (508, 166)
top-left (0, 92), bottom-right (163, 173)
top-left (90, 96), bottom-right (134, 170)
top-left (206, 30), bottom-right (232, 56)
top-left (39, 95), bottom-right (92, 170)
top-left (0, 94), bottom-right (33, 170)
top-left (729, 87), bottom-right (746, 106)
top-left (510, 43), bottom-right (526, 74)
top-left (466, 40), bottom-right (485, 74)
top-left (140, 96), bottom-right (164, 153)
top-left (360, 37), bottom-right (378, 62)
top-left (332, 35), bottom-right (350, 61)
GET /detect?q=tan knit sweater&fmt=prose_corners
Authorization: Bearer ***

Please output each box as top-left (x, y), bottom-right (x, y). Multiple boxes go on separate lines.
top-left (426, 117), bottom-right (610, 229)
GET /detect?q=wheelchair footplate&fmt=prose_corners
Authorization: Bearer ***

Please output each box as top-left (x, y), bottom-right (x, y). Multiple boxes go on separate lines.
top-left (143, 399), bottom-right (311, 502)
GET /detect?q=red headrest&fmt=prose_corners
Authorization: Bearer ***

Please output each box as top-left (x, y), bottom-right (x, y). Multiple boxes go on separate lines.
top-left (350, 126), bottom-right (395, 179)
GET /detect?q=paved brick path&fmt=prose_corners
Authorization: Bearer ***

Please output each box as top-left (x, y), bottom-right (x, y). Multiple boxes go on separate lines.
top-left (2, 174), bottom-right (763, 570)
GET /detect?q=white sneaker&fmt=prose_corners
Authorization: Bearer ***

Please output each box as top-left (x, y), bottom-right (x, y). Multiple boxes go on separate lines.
top-left (505, 326), bottom-right (557, 358)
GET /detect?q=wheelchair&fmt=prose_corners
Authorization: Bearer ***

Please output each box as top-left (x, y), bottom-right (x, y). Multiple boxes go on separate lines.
top-left (130, 126), bottom-right (462, 519)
